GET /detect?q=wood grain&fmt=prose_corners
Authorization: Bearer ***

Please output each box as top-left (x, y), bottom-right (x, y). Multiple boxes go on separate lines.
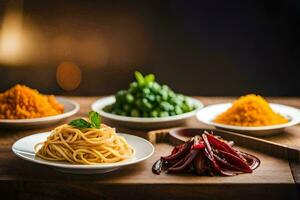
top-left (0, 96), bottom-right (300, 200)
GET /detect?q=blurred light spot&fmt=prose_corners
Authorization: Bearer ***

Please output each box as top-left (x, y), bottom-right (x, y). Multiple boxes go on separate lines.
top-left (0, 1), bottom-right (23, 64)
top-left (56, 61), bottom-right (82, 91)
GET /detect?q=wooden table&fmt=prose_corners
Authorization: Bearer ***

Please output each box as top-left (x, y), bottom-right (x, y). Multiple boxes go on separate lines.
top-left (1, 97), bottom-right (300, 200)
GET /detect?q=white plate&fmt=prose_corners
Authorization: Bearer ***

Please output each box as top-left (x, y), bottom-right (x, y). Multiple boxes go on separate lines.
top-left (12, 132), bottom-right (154, 174)
top-left (91, 96), bottom-right (204, 129)
top-left (196, 103), bottom-right (300, 136)
top-left (0, 97), bottom-right (79, 129)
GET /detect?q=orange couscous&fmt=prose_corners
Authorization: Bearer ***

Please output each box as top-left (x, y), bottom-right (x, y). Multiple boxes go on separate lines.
top-left (0, 84), bottom-right (64, 119)
top-left (214, 94), bottom-right (288, 126)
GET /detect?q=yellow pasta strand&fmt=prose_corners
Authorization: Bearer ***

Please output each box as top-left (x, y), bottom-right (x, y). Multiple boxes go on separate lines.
top-left (35, 124), bottom-right (135, 164)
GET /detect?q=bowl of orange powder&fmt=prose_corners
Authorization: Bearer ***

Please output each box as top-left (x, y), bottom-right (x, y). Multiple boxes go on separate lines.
top-left (196, 94), bottom-right (300, 136)
top-left (0, 84), bottom-right (79, 128)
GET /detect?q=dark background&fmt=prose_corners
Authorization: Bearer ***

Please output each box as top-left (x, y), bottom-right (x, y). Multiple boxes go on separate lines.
top-left (0, 0), bottom-right (299, 96)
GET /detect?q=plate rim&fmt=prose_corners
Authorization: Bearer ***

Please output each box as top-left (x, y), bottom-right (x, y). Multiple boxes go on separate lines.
top-left (196, 102), bottom-right (300, 131)
top-left (0, 97), bottom-right (80, 124)
top-left (12, 132), bottom-right (154, 169)
top-left (91, 95), bottom-right (204, 123)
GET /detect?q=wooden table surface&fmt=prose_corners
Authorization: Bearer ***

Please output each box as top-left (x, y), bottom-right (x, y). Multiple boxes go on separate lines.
top-left (1, 97), bottom-right (300, 200)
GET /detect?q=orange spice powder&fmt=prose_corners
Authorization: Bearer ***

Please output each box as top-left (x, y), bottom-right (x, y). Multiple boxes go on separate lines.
top-left (214, 94), bottom-right (288, 126)
top-left (0, 84), bottom-right (64, 119)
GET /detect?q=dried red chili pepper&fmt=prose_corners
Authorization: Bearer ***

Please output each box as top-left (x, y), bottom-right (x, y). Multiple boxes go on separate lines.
top-left (202, 134), bottom-right (221, 173)
top-left (161, 140), bottom-right (193, 161)
top-left (167, 136), bottom-right (201, 174)
top-left (152, 131), bottom-right (260, 177)
top-left (167, 149), bottom-right (199, 174)
top-left (205, 132), bottom-right (239, 156)
top-left (218, 150), bottom-right (252, 173)
top-left (171, 143), bottom-right (184, 155)
top-left (214, 154), bottom-right (244, 173)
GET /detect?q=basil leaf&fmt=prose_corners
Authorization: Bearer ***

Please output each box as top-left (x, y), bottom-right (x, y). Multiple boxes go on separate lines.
top-left (145, 74), bottom-right (155, 83)
top-left (88, 111), bottom-right (101, 128)
top-left (69, 119), bottom-right (92, 129)
top-left (134, 71), bottom-right (144, 85)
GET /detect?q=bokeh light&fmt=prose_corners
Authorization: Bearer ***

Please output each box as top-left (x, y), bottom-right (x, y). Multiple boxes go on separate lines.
top-left (56, 61), bottom-right (82, 91)
top-left (0, 0), bottom-right (23, 64)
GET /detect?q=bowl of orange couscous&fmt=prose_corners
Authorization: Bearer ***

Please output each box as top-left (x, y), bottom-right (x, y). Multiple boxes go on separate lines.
top-left (0, 84), bottom-right (79, 128)
top-left (196, 94), bottom-right (300, 136)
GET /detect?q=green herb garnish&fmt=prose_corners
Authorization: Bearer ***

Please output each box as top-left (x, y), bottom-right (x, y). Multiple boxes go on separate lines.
top-left (69, 111), bottom-right (101, 129)
top-left (88, 111), bottom-right (101, 128)
top-left (69, 119), bottom-right (92, 129)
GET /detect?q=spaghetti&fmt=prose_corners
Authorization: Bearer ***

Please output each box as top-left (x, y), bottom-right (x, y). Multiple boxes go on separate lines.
top-left (35, 124), bottom-right (135, 164)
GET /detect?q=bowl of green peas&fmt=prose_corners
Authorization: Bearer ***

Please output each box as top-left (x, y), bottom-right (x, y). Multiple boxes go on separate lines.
top-left (91, 71), bottom-right (203, 129)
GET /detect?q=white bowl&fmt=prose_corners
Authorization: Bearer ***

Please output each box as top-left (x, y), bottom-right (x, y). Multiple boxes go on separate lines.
top-left (12, 132), bottom-right (154, 174)
top-left (91, 96), bottom-right (203, 129)
top-left (0, 97), bottom-right (79, 129)
top-left (196, 103), bottom-right (300, 136)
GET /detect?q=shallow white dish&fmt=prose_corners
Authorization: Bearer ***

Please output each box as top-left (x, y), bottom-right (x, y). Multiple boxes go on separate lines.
top-left (12, 132), bottom-right (154, 174)
top-left (196, 103), bottom-right (300, 136)
top-left (91, 96), bottom-right (204, 129)
top-left (0, 97), bottom-right (79, 129)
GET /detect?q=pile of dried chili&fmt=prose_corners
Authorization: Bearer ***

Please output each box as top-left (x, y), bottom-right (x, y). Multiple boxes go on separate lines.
top-left (152, 131), bottom-right (260, 176)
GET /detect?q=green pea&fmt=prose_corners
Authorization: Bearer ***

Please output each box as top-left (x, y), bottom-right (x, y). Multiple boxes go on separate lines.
top-left (160, 101), bottom-right (171, 111)
top-left (151, 82), bottom-right (161, 92)
top-left (162, 85), bottom-right (169, 91)
top-left (150, 110), bottom-right (158, 117)
top-left (135, 99), bottom-right (142, 107)
top-left (142, 98), bottom-right (152, 110)
top-left (130, 109), bottom-right (140, 117)
top-left (156, 95), bottom-right (161, 102)
top-left (142, 88), bottom-right (150, 95)
top-left (184, 99), bottom-right (194, 110)
top-left (146, 94), bottom-right (156, 102)
top-left (130, 82), bottom-right (138, 89)
top-left (160, 90), bottom-right (168, 100)
top-left (170, 111), bottom-right (176, 116)
top-left (177, 94), bottom-right (185, 101)
top-left (169, 105), bottom-right (174, 111)
top-left (123, 104), bottom-right (130, 111)
top-left (126, 93), bottom-right (134, 103)
top-left (159, 111), bottom-right (169, 117)
top-left (181, 104), bottom-right (190, 112)
top-left (168, 91), bottom-right (175, 98)
top-left (175, 106), bottom-right (183, 115)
